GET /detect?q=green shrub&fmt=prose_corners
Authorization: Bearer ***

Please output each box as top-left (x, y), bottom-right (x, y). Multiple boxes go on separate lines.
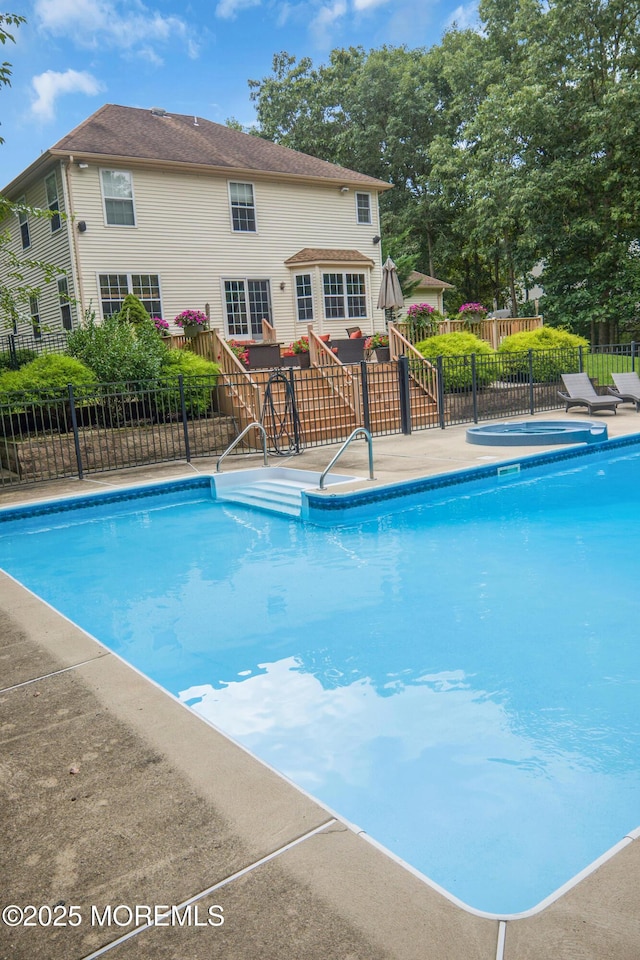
top-left (159, 348), bottom-right (220, 415)
top-left (498, 327), bottom-right (589, 382)
top-left (0, 353), bottom-right (96, 396)
top-left (119, 294), bottom-right (150, 325)
top-left (67, 314), bottom-right (166, 388)
top-left (416, 332), bottom-right (496, 391)
top-left (0, 348), bottom-right (37, 372)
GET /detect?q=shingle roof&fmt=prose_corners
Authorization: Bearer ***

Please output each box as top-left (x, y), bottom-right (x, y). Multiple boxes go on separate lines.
top-left (409, 270), bottom-right (454, 289)
top-left (285, 248), bottom-right (375, 265)
top-left (50, 104), bottom-right (391, 190)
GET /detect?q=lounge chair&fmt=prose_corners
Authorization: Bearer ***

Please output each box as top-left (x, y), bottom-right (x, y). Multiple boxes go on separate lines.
top-left (558, 372), bottom-right (622, 414)
top-left (607, 372), bottom-right (640, 411)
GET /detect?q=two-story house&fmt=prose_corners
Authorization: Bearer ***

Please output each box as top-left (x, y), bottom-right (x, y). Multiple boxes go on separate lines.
top-left (1, 104), bottom-right (393, 344)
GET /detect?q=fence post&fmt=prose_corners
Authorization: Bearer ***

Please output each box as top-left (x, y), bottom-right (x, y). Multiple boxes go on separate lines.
top-left (398, 355), bottom-right (412, 435)
top-left (288, 366), bottom-right (302, 453)
top-left (8, 334), bottom-right (17, 370)
top-left (578, 345), bottom-right (584, 373)
top-left (178, 375), bottom-right (192, 462)
top-left (471, 354), bottom-right (478, 423)
top-left (632, 341), bottom-right (637, 373)
top-left (437, 355), bottom-right (446, 429)
top-left (528, 350), bottom-right (535, 414)
top-left (360, 360), bottom-right (371, 433)
top-left (67, 383), bottom-right (84, 480)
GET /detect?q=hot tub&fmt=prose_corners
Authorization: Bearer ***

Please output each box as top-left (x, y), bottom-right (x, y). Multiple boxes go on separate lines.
top-left (466, 420), bottom-right (608, 446)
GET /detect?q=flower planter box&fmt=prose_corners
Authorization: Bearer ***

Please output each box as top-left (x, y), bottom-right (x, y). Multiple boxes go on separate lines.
top-left (246, 342), bottom-right (283, 369)
top-left (333, 338), bottom-right (366, 364)
top-left (182, 323), bottom-right (207, 338)
top-left (374, 346), bottom-right (391, 361)
top-left (282, 353), bottom-right (310, 368)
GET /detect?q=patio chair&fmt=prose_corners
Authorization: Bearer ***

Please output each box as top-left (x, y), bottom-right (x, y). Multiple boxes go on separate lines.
top-left (558, 372), bottom-right (622, 415)
top-left (607, 372), bottom-right (640, 412)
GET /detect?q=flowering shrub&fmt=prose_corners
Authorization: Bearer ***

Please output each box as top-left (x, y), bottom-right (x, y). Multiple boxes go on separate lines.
top-left (458, 302), bottom-right (487, 318)
top-left (152, 317), bottom-right (170, 334)
top-left (291, 336), bottom-right (310, 354)
top-left (227, 339), bottom-right (253, 366)
top-left (407, 303), bottom-right (435, 317)
top-left (174, 309), bottom-right (209, 328)
top-left (364, 332), bottom-right (389, 349)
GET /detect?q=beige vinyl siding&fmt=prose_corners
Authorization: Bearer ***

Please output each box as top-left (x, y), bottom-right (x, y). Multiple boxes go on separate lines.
top-left (68, 164), bottom-right (386, 343)
top-left (400, 289), bottom-right (445, 316)
top-left (1, 162), bottom-right (75, 334)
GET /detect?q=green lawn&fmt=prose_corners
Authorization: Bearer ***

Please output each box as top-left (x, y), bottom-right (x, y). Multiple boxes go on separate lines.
top-left (584, 352), bottom-right (636, 385)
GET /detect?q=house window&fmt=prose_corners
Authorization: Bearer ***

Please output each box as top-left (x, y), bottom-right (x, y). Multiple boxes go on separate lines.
top-left (229, 182), bottom-right (256, 233)
top-left (58, 277), bottom-right (73, 330)
top-left (295, 274), bottom-right (314, 322)
top-left (45, 172), bottom-right (61, 232)
top-left (224, 279), bottom-right (272, 337)
top-left (356, 192), bottom-right (372, 225)
top-left (30, 295), bottom-right (41, 339)
top-left (322, 272), bottom-right (367, 320)
top-left (98, 273), bottom-right (162, 317)
top-left (18, 198), bottom-right (30, 249)
top-left (100, 170), bottom-right (136, 226)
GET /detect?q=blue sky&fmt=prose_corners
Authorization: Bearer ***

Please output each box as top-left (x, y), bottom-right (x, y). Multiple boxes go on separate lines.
top-left (1, 0), bottom-right (478, 187)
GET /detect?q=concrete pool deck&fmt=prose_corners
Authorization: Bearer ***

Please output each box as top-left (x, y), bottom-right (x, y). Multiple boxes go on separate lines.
top-left (2, 409), bottom-right (640, 959)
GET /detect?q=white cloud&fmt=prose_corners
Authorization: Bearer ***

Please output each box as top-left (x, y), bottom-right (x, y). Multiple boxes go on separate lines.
top-left (33, 0), bottom-right (198, 59)
top-left (31, 69), bottom-right (104, 121)
top-left (215, 0), bottom-right (261, 18)
top-left (444, 1), bottom-right (479, 31)
top-left (353, 0), bottom-right (391, 10)
top-left (310, 0), bottom-right (347, 44)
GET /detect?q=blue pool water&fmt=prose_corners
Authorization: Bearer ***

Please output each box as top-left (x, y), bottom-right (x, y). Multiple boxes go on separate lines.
top-left (1, 444), bottom-right (640, 915)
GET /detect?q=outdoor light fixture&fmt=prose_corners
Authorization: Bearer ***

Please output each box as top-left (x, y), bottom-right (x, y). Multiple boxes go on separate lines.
top-left (279, 281), bottom-right (286, 290)
top-left (373, 235), bottom-right (381, 244)
top-left (77, 162), bottom-right (89, 169)
top-left (77, 221), bottom-right (87, 232)
top-left (340, 186), bottom-right (349, 193)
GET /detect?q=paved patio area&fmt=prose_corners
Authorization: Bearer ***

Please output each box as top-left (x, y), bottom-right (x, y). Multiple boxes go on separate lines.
top-left (2, 409), bottom-right (640, 959)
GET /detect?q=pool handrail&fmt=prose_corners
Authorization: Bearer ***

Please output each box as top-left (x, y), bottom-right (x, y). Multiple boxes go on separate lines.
top-left (216, 422), bottom-right (269, 472)
top-left (319, 427), bottom-right (374, 489)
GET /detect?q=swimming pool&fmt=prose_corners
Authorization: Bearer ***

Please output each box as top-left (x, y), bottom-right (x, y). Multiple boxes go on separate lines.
top-left (1, 437), bottom-right (640, 916)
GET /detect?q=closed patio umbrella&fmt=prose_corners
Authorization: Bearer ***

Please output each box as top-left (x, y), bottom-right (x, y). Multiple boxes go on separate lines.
top-left (377, 256), bottom-right (404, 320)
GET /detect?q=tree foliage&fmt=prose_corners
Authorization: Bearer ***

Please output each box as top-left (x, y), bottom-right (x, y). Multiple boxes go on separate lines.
top-left (249, 1), bottom-right (640, 335)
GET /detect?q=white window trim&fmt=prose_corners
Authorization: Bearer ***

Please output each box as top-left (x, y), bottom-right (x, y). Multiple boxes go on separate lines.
top-left (293, 272), bottom-right (315, 324)
top-left (45, 172), bottom-right (62, 233)
top-left (17, 196), bottom-right (31, 249)
top-left (321, 270), bottom-right (368, 322)
top-left (96, 271), bottom-right (163, 319)
top-left (221, 276), bottom-right (272, 338)
top-left (100, 169), bottom-right (137, 228)
top-left (227, 180), bottom-right (258, 235)
top-left (355, 191), bottom-right (372, 225)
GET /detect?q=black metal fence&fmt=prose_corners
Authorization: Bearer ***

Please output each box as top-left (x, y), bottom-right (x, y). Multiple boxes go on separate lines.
top-left (0, 331), bottom-right (71, 371)
top-left (1, 343), bottom-right (637, 489)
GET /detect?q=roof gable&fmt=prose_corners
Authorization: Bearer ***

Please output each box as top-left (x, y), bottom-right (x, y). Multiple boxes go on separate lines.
top-left (49, 104), bottom-right (391, 190)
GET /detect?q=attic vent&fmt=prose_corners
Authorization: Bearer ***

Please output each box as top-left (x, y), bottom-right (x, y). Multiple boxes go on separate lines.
top-left (150, 107), bottom-right (167, 117)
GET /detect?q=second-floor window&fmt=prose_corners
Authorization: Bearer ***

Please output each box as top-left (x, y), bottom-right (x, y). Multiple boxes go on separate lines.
top-left (18, 198), bottom-right (30, 249)
top-left (356, 192), bottom-right (372, 225)
top-left (101, 170), bottom-right (136, 226)
top-left (229, 182), bottom-right (256, 232)
top-left (323, 272), bottom-right (367, 320)
top-left (45, 173), bottom-right (61, 232)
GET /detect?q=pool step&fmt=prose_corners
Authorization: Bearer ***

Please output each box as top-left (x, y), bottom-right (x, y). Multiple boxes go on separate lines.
top-left (216, 478), bottom-right (314, 517)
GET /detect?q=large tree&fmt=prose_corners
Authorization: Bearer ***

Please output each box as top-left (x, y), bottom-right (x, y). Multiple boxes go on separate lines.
top-left (249, 1), bottom-right (640, 331)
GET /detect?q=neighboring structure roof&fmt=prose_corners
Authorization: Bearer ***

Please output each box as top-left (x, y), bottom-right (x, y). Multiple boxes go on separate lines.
top-left (31, 104), bottom-right (390, 191)
top-left (408, 270), bottom-right (454, 290)
top-left (285, 248), bottom-right (375, 266)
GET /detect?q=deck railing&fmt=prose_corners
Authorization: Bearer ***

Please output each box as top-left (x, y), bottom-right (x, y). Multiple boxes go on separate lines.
top-left (396, 316), bottom-right (544, 349)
